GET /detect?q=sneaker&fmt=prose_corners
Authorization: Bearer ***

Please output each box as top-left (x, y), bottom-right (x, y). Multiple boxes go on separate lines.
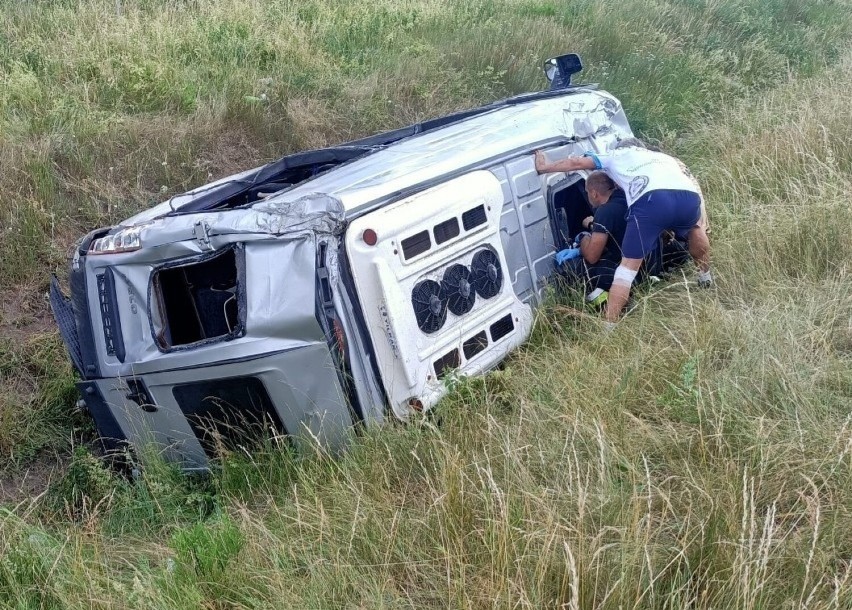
top-left (585, 288), bottom-right (608, 309)
top-left (697, 278), bottom-right (713, 289)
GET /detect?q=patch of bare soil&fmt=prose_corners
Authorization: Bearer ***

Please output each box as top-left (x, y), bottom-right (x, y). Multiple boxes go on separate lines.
top-left (0, 282), bottom-right (54, 345)
top-left (0, 453), bottom-right (67, 507)
top-left (0, 278), bottom-right (74, 501)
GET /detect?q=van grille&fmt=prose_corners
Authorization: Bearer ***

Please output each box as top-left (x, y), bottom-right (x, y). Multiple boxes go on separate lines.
top-left (463, 331), bottom-right (489, 360)
top-left (401, 230), bottom-right (431, 259)
top-left (489, 314), bottom-right (515, 342)
top-left (434, 349), bottom-right (461, 379)
top-left (97, 270), bottom-right (125, 362)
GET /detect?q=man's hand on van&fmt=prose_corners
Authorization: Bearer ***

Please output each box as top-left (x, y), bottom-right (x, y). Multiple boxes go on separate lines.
top-left (534, 151), bottom-right (597, 174)
top-left (534, 150), bottom-right (548, 173)
top-left (555, 248), bottom-right (581, 265)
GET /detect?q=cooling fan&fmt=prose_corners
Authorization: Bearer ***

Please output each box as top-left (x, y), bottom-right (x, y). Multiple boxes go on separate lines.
top-left (471, 249), bottom-right (503, 299)
top-left (411, 279), bottom-right (448, 334)
top-left (442, 264), bottom-right (476, 316)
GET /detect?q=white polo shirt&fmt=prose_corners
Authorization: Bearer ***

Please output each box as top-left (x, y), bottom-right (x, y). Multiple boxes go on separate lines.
top-left (585, 147), bottom-right (701, 205)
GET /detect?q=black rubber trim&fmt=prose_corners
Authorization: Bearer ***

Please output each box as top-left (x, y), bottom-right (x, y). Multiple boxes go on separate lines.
top-left (315, 241), bottom-right (362, 424)
top-left (336, 240), bottom-right (390, 413)
top-left (99, 268), bottom-right (126, 363)
top-left (346, 86), bottom-right (597, 145)
top-left (50, 276), bottom-right (84, 376)
top-left (77, 381), bottom-right (127, 453)
top-left (167, 147), bottom-right (375, 215)
top-left (69, 261), bottom-right (101, 379)
top-left (162, 87), bottom-right (594, 217)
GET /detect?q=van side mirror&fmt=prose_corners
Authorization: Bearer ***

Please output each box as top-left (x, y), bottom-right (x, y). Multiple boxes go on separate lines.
top-left (543, 53), bottom-right (583, 90)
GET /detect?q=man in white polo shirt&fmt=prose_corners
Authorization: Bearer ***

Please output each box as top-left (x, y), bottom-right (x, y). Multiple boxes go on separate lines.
top-left (535, 138), bottom-right (712, 323)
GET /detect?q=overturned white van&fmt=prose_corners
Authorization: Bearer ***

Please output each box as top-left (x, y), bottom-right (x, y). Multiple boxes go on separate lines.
top-left (51, 54), bottom-right (633, 468)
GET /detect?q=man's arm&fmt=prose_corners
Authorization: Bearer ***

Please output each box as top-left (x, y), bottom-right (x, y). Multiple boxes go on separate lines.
top-left (579, 232), bottom-right (607, 264)
top-left (534, 151), bottom-right (597, 174)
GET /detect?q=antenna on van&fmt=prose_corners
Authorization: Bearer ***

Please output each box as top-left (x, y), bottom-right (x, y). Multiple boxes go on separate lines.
top-left (543, 53), bottom-right (583, 90)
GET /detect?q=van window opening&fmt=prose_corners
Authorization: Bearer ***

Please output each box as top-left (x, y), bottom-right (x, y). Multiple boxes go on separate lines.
top-left (152, 248), bottom-right (241, 349)
top-left (549, 178), bottom-right (592, 248)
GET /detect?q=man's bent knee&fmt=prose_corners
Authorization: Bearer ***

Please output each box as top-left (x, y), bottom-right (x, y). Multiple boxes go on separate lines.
top-left (612, 264), bottom-right (639, 289)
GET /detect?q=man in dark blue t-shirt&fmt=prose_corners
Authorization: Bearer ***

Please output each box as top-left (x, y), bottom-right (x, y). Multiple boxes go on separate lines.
top-left (558, 171), bottom-right (627, 305)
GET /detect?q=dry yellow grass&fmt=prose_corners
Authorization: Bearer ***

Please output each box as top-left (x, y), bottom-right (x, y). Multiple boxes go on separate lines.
top-left (1, 1), bottom-right (852, 607)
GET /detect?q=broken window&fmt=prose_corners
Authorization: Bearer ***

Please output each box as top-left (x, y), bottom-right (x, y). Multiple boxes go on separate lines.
top-left (151, 246), bottom-right (243, 350)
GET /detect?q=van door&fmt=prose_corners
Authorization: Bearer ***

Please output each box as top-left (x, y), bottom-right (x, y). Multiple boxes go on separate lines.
top-left (490, 154), bottom-right (558, 306)
top-left (345, 171), bottom-right (534, 419)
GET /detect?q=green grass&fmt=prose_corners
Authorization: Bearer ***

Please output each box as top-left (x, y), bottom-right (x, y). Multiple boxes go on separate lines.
top-left (2, 0), bottom-right (852, 607)
top-left (2, 0), bottom-right (852, 466)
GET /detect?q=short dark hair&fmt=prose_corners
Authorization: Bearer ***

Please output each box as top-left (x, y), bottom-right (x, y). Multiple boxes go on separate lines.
top-left (585, 171), bottom-right (615, 194)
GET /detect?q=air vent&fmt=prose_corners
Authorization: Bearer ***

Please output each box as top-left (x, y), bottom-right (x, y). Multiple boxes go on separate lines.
top-left (411, 279), bottom-right (447, 334)
top-left (434, 217), bottom-right (460, 245)
top-left (489, 314), bottom-right (515, 342)
top-left (97, 269), bottom-right (126, 362)
top-left (442, 264), bottom-right (476, 316)
top-left (463, 331), bottom-right (488, 360)
top-left (471, 249), bottom-right (503, 299)
top-left (462, 204), bottom-right (487, 230)
top-left (434, 349), bottom-right (461, 379)
top-left (401, 230), bottom-right (431, 259)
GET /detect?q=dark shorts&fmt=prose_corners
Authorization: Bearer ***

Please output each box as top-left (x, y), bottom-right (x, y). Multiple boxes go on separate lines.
top-left (621, 189), bottom-right (701, 259)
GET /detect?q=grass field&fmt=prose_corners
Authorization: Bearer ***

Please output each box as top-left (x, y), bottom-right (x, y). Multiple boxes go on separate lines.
top-left (1, 0), bottom-right (852, 607)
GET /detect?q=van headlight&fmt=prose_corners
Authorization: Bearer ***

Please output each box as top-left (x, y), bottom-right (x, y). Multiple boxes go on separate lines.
top-left (89, 226), bottom-right (144, 255)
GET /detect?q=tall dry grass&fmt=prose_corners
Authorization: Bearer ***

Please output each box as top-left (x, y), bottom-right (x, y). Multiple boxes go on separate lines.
top-left (1, 46), bottom-right (851, 608)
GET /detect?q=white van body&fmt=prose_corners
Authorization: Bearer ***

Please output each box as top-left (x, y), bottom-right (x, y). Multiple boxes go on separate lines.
top-left (51, 57), bottom-right (633, 468)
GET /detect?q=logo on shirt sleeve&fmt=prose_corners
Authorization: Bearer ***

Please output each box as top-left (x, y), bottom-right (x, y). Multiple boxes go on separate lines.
top-left (629, 175), bottom-right (649, 200)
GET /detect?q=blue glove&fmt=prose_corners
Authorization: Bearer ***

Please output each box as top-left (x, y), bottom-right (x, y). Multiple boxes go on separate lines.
top-left (555, 248), bottom-right (581, 265)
